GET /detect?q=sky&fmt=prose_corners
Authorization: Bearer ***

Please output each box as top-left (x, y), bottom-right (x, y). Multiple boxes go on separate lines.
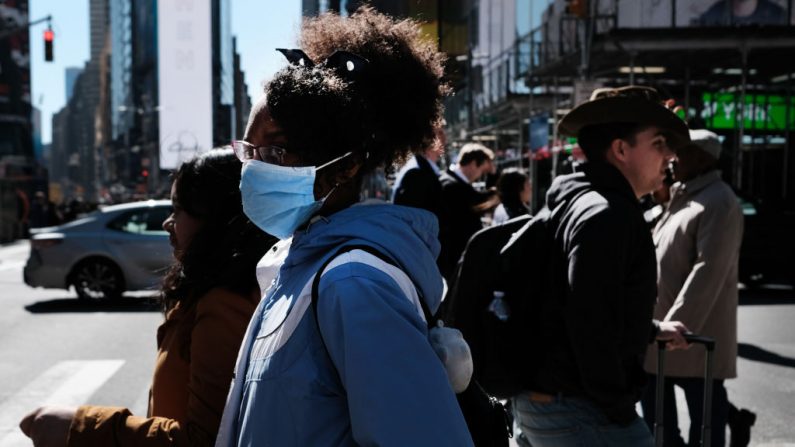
top-left (29, 0), bottom-right (302, 145)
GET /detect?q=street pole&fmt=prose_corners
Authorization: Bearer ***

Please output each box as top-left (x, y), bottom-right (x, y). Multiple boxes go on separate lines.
top-left (527, 0), bottom-right (538, 211)
top-left (736, 46), bottom-right (749, 190)
top-left (552, 76), bottom-right (559, 179)
top-left (466, 3), bottom-right (474, 135)
top-left (784, 73), bottom-right (791, 199)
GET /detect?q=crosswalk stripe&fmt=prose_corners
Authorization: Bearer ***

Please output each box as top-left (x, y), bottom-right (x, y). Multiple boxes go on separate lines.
top-left (0, 244), bottom-right (29, 258)
top-left (634, 385), bottom-right (691, 439)
top-left (0, 360), bottom-right (124, 447)
top-left (674, 386), bottom-right (691, 441)
top-left (0, 261), bottom-right (25, 272)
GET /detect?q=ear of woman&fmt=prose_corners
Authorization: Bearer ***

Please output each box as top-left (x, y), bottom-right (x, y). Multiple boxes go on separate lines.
top-left (314, 153), bottom-right (365, 215)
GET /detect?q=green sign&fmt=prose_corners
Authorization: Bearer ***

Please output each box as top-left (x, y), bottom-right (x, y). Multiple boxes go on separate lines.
top-left (702, 92), bottom-right (795, 131)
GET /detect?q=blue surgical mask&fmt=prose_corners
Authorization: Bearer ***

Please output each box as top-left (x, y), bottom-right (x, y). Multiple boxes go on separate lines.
top-left (240, 152), bottom-right (353, 239)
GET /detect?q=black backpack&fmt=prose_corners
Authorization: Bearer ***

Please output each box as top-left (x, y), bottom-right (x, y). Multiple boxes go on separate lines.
top-left (443, 191), bottom-right (587, 399)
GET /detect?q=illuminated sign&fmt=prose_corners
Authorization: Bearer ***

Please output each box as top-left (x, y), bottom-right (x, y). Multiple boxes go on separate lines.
top-left (701, 92), bottom-right (795, 131)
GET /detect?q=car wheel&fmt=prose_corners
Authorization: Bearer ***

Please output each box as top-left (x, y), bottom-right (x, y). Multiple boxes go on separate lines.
top-left (71, 258), bottom-right (124, 300)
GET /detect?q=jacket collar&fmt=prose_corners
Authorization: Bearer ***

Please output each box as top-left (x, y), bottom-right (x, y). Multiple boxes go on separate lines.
top-left (446, 167), bottom-right (471, 185)
top-left (417, 154), bottom-right (441, 176)
top-left (580, 162), bottom-right (638, 202)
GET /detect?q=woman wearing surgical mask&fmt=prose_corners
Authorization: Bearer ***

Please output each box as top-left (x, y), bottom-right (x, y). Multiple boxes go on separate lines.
top-left (20, 149), bottom-right (275, 447)
top-left (215, 7), bottom-right (472, 447)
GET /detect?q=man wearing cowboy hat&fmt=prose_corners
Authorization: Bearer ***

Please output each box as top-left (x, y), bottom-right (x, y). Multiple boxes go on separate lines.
top-left (512, 86), bottom-right (691, 447)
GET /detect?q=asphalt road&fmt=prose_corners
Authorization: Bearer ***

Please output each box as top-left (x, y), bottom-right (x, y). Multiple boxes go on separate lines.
top-left (0, 240), bottom-right (793, 446)
top-left (0, 240), bottom-right (161, 446)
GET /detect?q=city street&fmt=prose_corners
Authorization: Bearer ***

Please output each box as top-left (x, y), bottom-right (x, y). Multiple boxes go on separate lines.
top-left (0, 240), bottom-right (793, 446)
top-left (0, 241), bottom-right (160, 447)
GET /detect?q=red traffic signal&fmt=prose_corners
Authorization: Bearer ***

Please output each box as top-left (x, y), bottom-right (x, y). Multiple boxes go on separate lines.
top-left (44, 28), bottom-right (54, 62)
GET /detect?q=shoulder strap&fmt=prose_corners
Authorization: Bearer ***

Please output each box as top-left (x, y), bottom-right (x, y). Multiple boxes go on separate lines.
top-left (311, 244), bottom-right (434, 342)
top-left (499, 188), bottom-right (591, 257)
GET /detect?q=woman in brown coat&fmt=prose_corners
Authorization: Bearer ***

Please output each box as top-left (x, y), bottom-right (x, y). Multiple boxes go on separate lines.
top-left (20, 148), bottom-right (276, 446)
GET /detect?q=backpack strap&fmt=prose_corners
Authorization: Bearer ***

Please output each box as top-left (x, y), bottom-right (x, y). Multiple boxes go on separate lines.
top-left (310, 244), bottom-right (435, 361)
top-left (500, 188), bottom-right (592, 257)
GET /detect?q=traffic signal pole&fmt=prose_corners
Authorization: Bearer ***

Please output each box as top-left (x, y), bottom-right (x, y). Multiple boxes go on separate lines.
top-left (0, 15), bottom-right (54, 62)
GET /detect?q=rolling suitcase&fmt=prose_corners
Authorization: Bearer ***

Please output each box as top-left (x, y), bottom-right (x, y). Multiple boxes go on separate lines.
top-left (654, 334), bottom-right (716, 447)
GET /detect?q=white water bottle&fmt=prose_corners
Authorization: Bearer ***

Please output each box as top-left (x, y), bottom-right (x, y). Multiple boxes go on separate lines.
top-left (488, 290), bottom-right (510, 322)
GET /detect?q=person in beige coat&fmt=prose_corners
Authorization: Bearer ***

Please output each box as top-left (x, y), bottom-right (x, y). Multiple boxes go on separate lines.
top-left (640, 129), bottom-right (745, 446)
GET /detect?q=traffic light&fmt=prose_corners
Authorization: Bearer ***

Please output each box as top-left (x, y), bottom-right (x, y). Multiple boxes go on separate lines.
top-left (565, 0), bottom-right (588, 18)
top-left (43, 28), bottom-right (54, 62)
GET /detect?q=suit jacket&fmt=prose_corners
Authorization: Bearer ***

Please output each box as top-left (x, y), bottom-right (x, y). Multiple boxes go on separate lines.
top-left (393, 154), bottom-right (443, 220)
top-left (68, 288), bottom-right (258, 447)
top-left (437, 169), bottom-right (493, 280)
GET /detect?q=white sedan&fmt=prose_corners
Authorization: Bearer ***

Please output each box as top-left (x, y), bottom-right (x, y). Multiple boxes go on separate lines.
top-left (24, 200), bottom-right (173, 300)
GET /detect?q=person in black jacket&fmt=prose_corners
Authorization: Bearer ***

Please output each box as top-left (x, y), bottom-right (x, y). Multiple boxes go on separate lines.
top-left (392, 124), bottom-right (445, 219)
top-left (437, 143), bottom-right (497, 280)
top-left (512, 86), bottom-right (691, 447)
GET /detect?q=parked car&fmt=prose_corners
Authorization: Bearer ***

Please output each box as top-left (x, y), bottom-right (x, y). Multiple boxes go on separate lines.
top-left (738, 196), bottom-right (795, 286)
top-left (24, 200), bottom-right (173, 299)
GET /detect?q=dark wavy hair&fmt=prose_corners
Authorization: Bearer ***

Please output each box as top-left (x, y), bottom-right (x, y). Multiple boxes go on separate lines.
top-left (497, 168), bottom-right (528, 205)
top-left (160, 148), bottom-right (276, 312)
top-left (265, 6), bottom-right (448, 175)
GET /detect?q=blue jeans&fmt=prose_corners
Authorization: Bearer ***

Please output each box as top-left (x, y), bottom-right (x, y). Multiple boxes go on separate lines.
top-left (512, 392), bottom-right (653, 447)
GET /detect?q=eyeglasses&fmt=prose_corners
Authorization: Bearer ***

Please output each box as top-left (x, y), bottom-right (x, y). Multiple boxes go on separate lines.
top-left (231, 140), bottom-right (289, 165)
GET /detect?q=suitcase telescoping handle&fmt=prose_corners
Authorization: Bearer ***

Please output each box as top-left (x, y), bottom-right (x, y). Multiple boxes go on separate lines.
top-left (654, 334), bottom-right (716, 447)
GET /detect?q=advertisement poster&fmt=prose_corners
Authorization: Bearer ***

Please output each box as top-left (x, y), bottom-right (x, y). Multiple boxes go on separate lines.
top-left (157, 0), bottom-right (213, 169)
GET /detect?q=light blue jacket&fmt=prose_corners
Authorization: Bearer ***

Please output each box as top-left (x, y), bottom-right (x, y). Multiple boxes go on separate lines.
top-left (216, 201), bottom-right (473, 446)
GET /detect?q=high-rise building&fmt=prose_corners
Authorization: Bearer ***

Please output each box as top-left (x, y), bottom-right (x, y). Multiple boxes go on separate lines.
top-left (233, 37), bottom-right (252, 140)
top-left (50, 0), bottom-right (249, 201)
top-left (65, 67), bottom-right (83, 102)
top-left (0, 0), bottom-right (34, 166)
top-left (0, 0), bottom-right (38, 240)
top-left (50, 67), bottom-right (96, 199)
top-left (110, 0), bottom-right (133, 142)
top-left (31, 106), bottom-right (42, 162)
top-left (212, 0), bottom-right (236, 147)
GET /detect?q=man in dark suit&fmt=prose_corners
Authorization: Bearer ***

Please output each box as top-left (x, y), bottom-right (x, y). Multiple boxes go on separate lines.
top-left (392, 125), bottom-right (445, 219)
top-left (437, 143), bottom-right (496, 281)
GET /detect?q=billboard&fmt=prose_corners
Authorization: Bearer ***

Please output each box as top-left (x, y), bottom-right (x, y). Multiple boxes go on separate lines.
top-left (701, 92), bottom-right (795, 131)
top-left (616, 0), bottom-right (794, 28)
top-left (157, 0), bottom-right (213, 169)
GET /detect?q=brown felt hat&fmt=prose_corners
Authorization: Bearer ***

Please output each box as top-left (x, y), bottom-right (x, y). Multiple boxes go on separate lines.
top-left (558, 85), bottom-right (690, 151)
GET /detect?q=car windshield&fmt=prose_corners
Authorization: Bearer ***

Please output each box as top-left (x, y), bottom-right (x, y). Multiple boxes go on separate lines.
top-left (107, 206), bottom-right (171, 236)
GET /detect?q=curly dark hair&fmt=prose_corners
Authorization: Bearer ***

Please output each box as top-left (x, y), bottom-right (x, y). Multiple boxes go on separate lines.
top-left (160, 148), bottom-right (276, 312)
top-left (265, 6), bottom-right (448, 173)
